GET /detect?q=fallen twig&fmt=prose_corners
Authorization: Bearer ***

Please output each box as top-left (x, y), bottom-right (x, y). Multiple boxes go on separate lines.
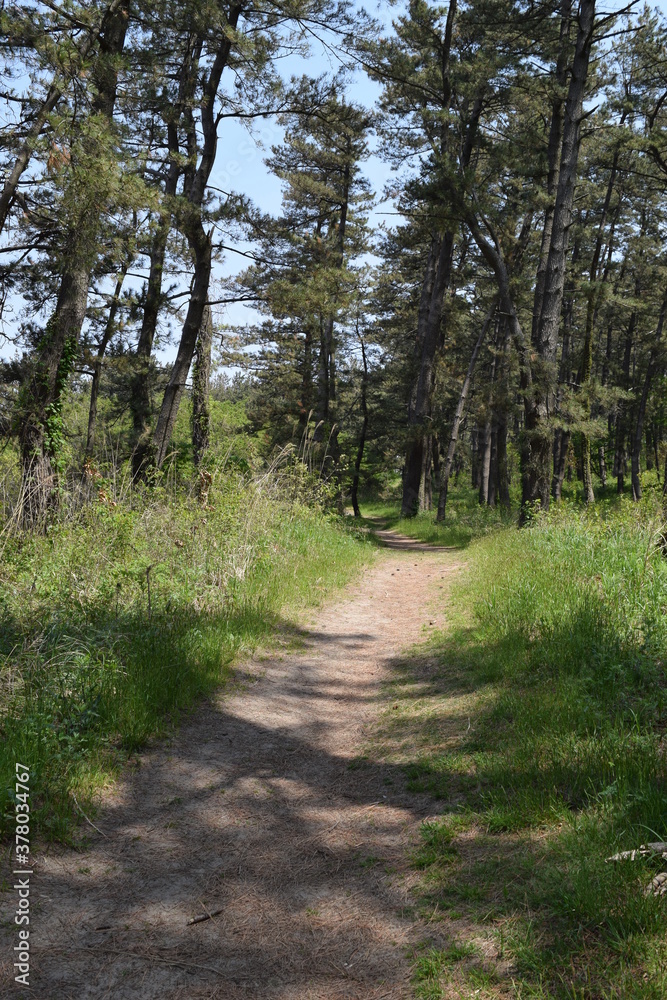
top-left (187, 906), bottom-right (224, 926)
top-left (72, 794), bottom-right (108, 840)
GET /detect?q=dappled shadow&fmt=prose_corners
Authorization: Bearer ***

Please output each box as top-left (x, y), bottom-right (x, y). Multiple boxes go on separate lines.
top-left (0, 541), bottom-right (463, 999)
top-left (373, 603), bottom-right (667, 997)
top-left (343, 514), bottom-right (472, 551)
top-left (360, 516), bottom-right (459, 551)
top-left (19, 675), bottom-right (436, 998)
top-left (374, 529), bottom-right (460, 552)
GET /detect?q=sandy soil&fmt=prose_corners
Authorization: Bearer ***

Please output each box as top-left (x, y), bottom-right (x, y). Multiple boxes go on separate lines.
top-left (1, 531), bottom-right (462, 999)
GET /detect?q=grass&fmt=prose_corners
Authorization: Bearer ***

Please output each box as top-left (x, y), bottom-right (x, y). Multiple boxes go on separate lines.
top-left (360, 484), bottom-right (516, 548)
top-left (371, 489), bottom-right (667, 999)
top-left (0, 462), bottom-right (373, 842)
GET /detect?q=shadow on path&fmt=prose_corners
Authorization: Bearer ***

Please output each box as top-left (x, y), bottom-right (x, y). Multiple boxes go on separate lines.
top-left (1, 537), bottom-right (463, 1000)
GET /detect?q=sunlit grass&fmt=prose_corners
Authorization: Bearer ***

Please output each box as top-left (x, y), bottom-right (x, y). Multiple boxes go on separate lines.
top-left (0, 467), bottom-right (373, 841)
top-left (360, 484), bottom-right (516, 548)
top-left (376, 493), bottom-right (667, 998)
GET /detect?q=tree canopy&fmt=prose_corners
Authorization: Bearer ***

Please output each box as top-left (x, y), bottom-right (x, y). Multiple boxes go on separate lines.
top-left (1, 0), bottom-right (667, 525)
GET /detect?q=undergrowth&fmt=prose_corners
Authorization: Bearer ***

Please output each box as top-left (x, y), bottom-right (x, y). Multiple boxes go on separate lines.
top-left (376, 494), bottom-right (667, 998)
top-left (0, 462), bottom-right (371, 841)
top-left (362, 485), bottom-right (516, 548)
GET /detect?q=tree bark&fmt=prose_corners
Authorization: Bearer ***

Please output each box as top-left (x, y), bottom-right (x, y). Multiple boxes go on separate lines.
top-left (153, 220), bottom-right (213, 468)
top-left (615, 299), bottom-right (637, 493)
top-left (299, 323), bottom-right (315, 435)
top-left (522, 0), bottom-right (597, 513)
top-left (480, 323), bottom-right (499, 506)
top-left (436, 299), bottom-right (497, 521)
top-left (496, 415), bottom-right (510, 508)
top-left (488, 425), bottom-right (498, 507)
top-left (315, 153), bottom-right (351, 469)
top-left (579, 140), bottom-right (624, 503)
top-left (130, 31), bottom-right (202, 477)
top-left (192, 304), bottom-right (213, 467)
top-left (350, 337), bottom-right (368, 518)
top-left (531, 0), bottom-right (573, 344)
top-left (17, 5), bottom-right (129, 524)
top-left (400, 0), bottom-right (461, 516)
top-left (152, 4), bottom-right (243, 469)
top-left (479, 420), bottom-right (492, 505)
top-left (631, 297), bottom-right (666, 500)
top-left (83, 267), bottom-right (128, 468)
top-left (471, 425), bottom-right (480, 491)
top-left (419, 434), bottom-right (433, 511)
top-left (402, 231), bottom-right (455, 515)
top-left (599, 443), bottom-right (607, 488)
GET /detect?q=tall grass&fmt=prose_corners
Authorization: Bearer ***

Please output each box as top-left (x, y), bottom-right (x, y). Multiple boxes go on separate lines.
top-left (380, 494), bottom-right (667, 997)
top-left (0, 461), bottom-right (372, 840)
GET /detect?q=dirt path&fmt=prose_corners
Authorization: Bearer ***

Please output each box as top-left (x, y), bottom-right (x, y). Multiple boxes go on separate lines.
top-left (2, 532), bottom-right (462, 1000)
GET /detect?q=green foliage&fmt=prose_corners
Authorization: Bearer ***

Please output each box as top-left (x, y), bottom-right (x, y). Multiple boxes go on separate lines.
top-left (361, 483), bottom-right (516, 548)
top-left (0, 466), bottom-right (372, 841)
top-left (377, 496), bottom-right (667, 997)
top-left (44, 335), bottom-right (78, 470)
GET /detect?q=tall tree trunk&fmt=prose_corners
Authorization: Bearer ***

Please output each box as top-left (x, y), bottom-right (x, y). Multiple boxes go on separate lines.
top-left (552, 429), bottom-right (571, 501)
top-left (153, 220), bottom-right (213, 467)
top-left (420, 434), bottom-right (433, 511)
top-left (299, 323), bottom-right (315, 435)
top-left (598, 320), bottom-right (613, 490)
top-left (83, 267), bottom-right (128, 468)
top-left (20, 274), bottom-right (88, 525)
top-left (480, 324), bottom-right (499, 506)
top-left (192, 303), bottom-right (213, 467)
top-left (496, 416), bottom-right (510, 508)
top-left (615, 300), bottom-right (637, 493)
top-left (401, 0), bottom-right (464, 517)
top-left (402, 97), bottom-right (484, 517)
top-left (436, 305), bottom-right (496, 520)
top-left (350, 337), bottom-right (368, 518)
top-left (471, 425), bottom-right (480, 491)
top-left (315, 313), bottom-right (330, 435)
top-left (17, 6), bottom-right (129, 524)
top-left (551, 227), bottom-right (580, 500)
top-left (579, 140), bottom-right (624, 503)
top-left (487, 425), bottom-right (498, 507)
top-left (531, 0), bottom-right (573, 344)
top-left (631, 298), bottom-right (666, 500)
top-left (479, 420), bottom-right (492, 505)
top-left (315, 153), bottom-right (351, 473)
top-left (130, 33), bottom-right (202, 478)
top-left (464, 212), bottom-right (535, 521)
top-left (432, 434), bottom-right (441, 483)
top-left (152, 6), bottom-right (243, 469)
top-left (522, 0), bottom-right (596, 513)
top-left (402, 230), bottom-right (455, 515)
top-left (599, 443), bottom-right (607, 488)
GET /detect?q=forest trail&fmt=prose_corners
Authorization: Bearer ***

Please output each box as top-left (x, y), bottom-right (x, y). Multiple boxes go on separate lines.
top-left (7, 533), bottom-right (463, 1000)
